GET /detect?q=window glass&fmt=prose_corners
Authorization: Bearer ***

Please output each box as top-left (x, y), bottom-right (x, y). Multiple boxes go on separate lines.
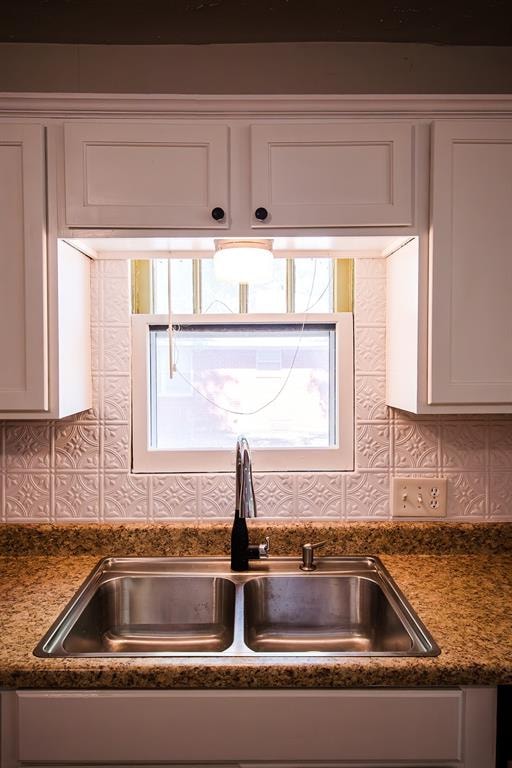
top-left (201, 259), bottom-right (239, 313)
top-left (151, 324), bottom-right (335, 451)
top-left (152, 259), bottom-right (168, 314)
top-left (247, 258), bottom-right (287, 313)
top-left (152, 259), bottom-right (194, 314)
top-left (294, 258), bottom-right (333, 313)
top-left (136, 256), bottom-right (343, 315)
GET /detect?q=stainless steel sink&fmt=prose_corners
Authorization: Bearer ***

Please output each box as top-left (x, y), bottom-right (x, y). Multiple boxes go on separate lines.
top-left (244, 576), bottom-right (416, 654)
top-left (34, 557), bottom-right (440, 658)
top-left (57, 576), bottom-right (235, 654)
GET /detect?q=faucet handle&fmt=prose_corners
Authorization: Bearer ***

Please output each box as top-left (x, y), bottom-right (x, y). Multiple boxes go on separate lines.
top-left (247, 536), bottom-right (270, 561)
top-left (300, 540), bottom-right (327, 571)
top-left (258, 536), bottom-right (270, 558)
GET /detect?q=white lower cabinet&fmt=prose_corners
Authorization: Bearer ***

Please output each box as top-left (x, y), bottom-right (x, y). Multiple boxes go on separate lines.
top-left (1, 687), bottom-right (496, 767)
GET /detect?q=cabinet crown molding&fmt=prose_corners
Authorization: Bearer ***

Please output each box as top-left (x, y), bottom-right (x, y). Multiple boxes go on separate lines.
top-left (2, 92), bottom-right (512, 119)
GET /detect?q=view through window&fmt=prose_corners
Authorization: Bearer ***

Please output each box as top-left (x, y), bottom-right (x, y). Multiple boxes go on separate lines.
top-left (150, 323), bottom-right (336, 451)
top-left (131, 253), bottom-right (354, 472)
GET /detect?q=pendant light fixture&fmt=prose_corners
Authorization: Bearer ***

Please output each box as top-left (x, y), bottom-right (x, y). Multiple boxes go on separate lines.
top-left (213, 239), bottom-right (274, 285)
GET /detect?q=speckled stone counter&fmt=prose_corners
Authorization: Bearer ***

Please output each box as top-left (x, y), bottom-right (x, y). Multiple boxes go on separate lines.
top-left (1, 523), bottom-right (511, 689)
top-left (1, 520), bottom-right (511, 557)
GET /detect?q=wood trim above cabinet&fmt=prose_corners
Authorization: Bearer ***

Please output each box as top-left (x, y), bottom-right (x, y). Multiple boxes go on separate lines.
top-left (2, 93), bottom-right (512, 119)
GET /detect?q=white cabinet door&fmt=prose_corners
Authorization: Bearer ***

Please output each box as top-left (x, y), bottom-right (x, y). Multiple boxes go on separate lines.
top-left (16, 689), bottom-right (462, 764)
top-left (3, 687), bottom-right (495, 767)
top-left (429, 120), bottom-right (512, 405)
top-left (0, 123), bottom-right (48, 411)
top-left (250, 122), bottom-right (413, 228)
top-left (64, 122), bottom-right (229, 229)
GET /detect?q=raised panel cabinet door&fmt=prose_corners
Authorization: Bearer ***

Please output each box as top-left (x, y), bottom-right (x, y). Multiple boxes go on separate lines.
top-left (429, 120), bottom-right (512, 405)
top-left (250, 122), bottom-right (413, 228)
top-left (0, 123), bottom-right (47, 411)
top-left (17, 689), bottom-right (462, 763)
top-left (64, 122), bottom-right (229, 228)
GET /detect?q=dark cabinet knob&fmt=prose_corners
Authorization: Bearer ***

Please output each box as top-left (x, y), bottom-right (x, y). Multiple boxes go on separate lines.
top-left (211, 207), bottom-right (225, 221)
top-left (254, 207), bottom-right (269, 221)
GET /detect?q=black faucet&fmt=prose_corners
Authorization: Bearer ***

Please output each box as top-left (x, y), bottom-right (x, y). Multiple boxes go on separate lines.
top-left (230, 436), bottom-right (270, 571)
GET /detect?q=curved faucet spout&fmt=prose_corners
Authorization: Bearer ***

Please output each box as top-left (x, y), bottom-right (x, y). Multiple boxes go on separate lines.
top-left (231, 436), bottom-right (269, 571)
top-left (236, 435), bottom-right (256, 519)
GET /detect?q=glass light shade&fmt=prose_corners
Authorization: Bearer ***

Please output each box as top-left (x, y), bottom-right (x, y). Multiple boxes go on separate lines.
top-left (213, 240), bottom-right (273, 285)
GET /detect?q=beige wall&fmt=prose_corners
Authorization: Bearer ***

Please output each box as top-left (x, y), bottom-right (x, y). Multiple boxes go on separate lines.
top-left (1, 42), bottom-right (512, 94)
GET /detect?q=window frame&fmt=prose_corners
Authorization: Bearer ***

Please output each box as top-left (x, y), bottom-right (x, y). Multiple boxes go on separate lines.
top-left (131, 313), bottom-right (354, 473)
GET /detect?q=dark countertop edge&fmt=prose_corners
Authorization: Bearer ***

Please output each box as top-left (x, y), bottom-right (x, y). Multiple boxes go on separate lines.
top-left (1, 520), bottom-right (511, 557)
top-left (2, 665), bottom-right (510, 690)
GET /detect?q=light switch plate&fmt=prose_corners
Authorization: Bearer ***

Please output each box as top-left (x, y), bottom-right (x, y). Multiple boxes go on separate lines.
top-left (392, 477), bottom-right (447, 518)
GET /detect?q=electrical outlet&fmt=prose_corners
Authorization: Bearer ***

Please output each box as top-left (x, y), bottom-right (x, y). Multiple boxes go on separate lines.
top-left (392, 478), bottom-right (447, 518)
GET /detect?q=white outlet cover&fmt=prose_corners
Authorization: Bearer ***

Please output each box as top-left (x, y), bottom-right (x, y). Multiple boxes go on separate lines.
top-left (392, 477), bottom-right (447, 518)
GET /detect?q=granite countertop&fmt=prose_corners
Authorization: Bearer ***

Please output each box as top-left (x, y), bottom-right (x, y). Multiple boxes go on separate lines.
top-left (1, 522), bottom-right (511, 689)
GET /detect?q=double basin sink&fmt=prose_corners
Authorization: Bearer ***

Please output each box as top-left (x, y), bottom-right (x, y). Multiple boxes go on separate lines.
top-left (34, 556), bottom-right (439, 658)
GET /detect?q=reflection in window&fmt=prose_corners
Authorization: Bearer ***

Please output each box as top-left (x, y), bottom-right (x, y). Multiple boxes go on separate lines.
top-left (294, 258), bottom-right (332, 313)
top-left (200, 259), bottom-right (239, 314)
top-left (150, 325), bottom-right (335, 451)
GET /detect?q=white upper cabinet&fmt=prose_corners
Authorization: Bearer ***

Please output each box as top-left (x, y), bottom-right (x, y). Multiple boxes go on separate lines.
top-left (62, 119), bottom-right (414, 233)
top-left (386, 119), bottom-right (512, 414)
top-left (64, 122), bottom-right (230, 229)
top-left (0, 123), bottom-right (48, 411)
top-left (429, 120), bottom-right (512, 406)
top-left (0, 122), bottom-right (91, 419)
top-left (250, 122), bottom-right (414, 228)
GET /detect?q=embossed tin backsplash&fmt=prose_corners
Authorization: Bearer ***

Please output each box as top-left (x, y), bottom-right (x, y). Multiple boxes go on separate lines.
top-left (0, 258), bottom-right (511, 522)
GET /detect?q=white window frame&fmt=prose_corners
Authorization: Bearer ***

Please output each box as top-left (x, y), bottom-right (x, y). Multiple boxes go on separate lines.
top-left (131, 313), bottom-right (353, 473)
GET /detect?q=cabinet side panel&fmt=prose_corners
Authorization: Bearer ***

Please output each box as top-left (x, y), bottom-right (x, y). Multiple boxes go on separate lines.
top-left (57, 241), bottom-right (91, 417)
top-left (462, 687), bottom-right (497, 768)
top-left (0, 123), bottom-right (47, 411)
top-left (0, 691), bottom-right (18, 768)
top-left (386, 239), bottom-right (420, 412)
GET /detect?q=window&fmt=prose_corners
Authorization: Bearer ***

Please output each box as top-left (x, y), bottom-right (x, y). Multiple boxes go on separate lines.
top-left (131, 256), bottom-right (353, 472)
